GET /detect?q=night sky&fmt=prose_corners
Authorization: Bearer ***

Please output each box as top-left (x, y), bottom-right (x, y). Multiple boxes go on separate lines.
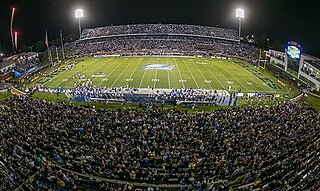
top-left (0, 0), bottom-right (319, 56)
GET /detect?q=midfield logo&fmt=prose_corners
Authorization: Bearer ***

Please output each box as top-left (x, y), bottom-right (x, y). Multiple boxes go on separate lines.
top-left (142, 64), bottom-right (175, 71)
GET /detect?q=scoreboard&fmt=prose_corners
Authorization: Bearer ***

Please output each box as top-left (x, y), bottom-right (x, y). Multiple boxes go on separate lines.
top-left (286, 41), bottom-right (302, 60)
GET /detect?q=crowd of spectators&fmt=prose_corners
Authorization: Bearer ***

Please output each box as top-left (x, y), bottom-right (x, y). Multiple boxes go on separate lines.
top-left (70, 85), bottom-right (126, 101)
top-left (0, 96), bottom-right (319, 190)
top-left (66, 35), bottom-right (258, 60)
top-left (0, 65), bottom-right (14, 75)
top-left (80, 24), bottom-right (239, 41)
top-left (28, 84), bottom-right (233, 106)
top-left (157, 89), bottom-right (229, 105)
top-left (301, 63), bottom-right (320, 82)
top-left (14, 58), bottom-right (40, 75)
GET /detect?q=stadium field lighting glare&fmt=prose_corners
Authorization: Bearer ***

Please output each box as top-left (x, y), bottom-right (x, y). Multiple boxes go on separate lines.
top-left (75, 9), bottom-right (84, 38)
top-left (236, 8), bottom-right (244, 44)
top-left (236, 8), bottom-right (244, 18)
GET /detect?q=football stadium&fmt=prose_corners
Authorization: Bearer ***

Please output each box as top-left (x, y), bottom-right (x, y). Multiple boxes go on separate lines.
top-left (40, 57), bottom-right (286, 93)
top-left (0, 1), bottom-right (319, 191)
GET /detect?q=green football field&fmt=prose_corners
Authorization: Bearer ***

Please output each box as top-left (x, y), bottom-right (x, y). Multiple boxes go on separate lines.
top-left (38, 56), bottom-right (288, 94)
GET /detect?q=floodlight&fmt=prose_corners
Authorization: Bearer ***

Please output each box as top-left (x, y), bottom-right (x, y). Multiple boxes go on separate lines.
top-left (0, 53), bottom-right (4, 56)
top-left (75, 9), bottom-right (84, 38)
top-left (236, 8), bottom-right (244, 18)
top-left (236, 8), bottom-right (244, 44)
top-left (75, 9), bottom-right (84, 19)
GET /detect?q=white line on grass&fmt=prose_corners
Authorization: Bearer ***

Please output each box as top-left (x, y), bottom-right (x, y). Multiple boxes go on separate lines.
top-left (125, 57), bottom-right (144, 88)
top-left (166, 57), bottom-right (171, 89)
top-left (207, 59), bottom-right (248, 91)
top-left (95, 58), bottom-right (124, 87)
top-left (203, 58), bottom-right (255, 92)
top-left (181, 57), bottom-right (199, 89)
top-left (173, 56), bottom-right (185, 89)
top-left (111, 58), bottom-right (136, 87)
top-left (153, 57), bottom-right (160, 89)
top-left (191, 58), bottom-right (214, 90)
top-left (154, 70), bottom-right (158, 89)
top-left (196, 57), bottom-right (227, 90)
top-left (139, 56), bottom-right (151, 88)
top-left (139, 57), bottom-right (152, 88)
top-left (65, 58), bottom-right (117, 88)
top-left (54, 59), bottom-right (100, 88)
top-left (236, 65), bottom-right (271, 92)
top-left (98, 58), bottom-right (130, 87)
top-left (139, 70), bottom-right (147, 88)
top-left (54, 60), bottom-right (97, 88)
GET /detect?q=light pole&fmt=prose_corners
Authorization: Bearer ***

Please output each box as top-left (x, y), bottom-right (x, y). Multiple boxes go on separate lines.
top-left (75, 9), bottom-right (84, 38)
top-left (236, 8), bottom-right (244, 44)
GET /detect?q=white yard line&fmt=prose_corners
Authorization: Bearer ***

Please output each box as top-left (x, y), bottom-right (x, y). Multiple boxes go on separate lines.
top-left (237, 73), bottom-right (267, 92)
top-left (139, 57), bottom-right (152, 88)
top-left (173, 57), bottom-right (185, 89)
top-left (191, 59), bottom-right (214, 90)
top-left (67, 58), bottom-right (117, 88)
top-left (153, 70), bottom-right (158, 89)
top-left (111, 58), bottom-right (136, 87)
top-left (91, 58), bottom-right (114, 75)
top-left (181, 57), bottom-right (199, 89)
top-left (211, 60), bottom-right (256, 91)
top-left (235, 67), bottom-right (271, 92)
top-left (196, 58), bottom-right (227, 90)
top-left (139, 70), bottom-right (147, 88)
top-left (166, 57), bottom-right (171, 89)
top-left (153, 57), bottom-right (160, 89)
top-left (96, 58), bottom-right (121, 87)
top-left (203, 58), bottom-right (256, 92)
top-left (55, 59), bottom-right (99, 88)
top-left (125, 57), bottom-right (144, 87)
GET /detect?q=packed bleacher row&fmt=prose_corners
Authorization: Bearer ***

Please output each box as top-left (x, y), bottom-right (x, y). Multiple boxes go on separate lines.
top-left (66, 36), bottom-right (258, 60)
top-left (157, 89), bottom-right (228, 103)
top-left (14, 58), bottom-right (39, 74)
top-left (0, 60), bottom-right (38, 76)
top-left (70, 86), bottom-right (233, 106)
top-left (0, 65), bottom-right (14, 75)
top-left (0, 96), bottom-right (319, 190)
top-left (80, 24), bottom-right (239, 41)
top-left (27, 85), bottom-right (234, 106)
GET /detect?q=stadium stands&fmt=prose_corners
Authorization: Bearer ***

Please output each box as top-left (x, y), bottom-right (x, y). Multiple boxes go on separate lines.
top-left (65, 24), bottom-right (258, 60)
top-left (0, 96), bottom-right (319, 190)
top-left (2, 24), bottom-right (318, 191)
top-left (80, 24), bottom-right (239, 41)
top-left (14, 59), bottom-right (39, 74)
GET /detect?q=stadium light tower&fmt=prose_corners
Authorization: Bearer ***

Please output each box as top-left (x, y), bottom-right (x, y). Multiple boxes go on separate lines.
top-left (75, 9), bottom-right (84, 38)
top-left (236, 8), bottom-right (244, 44)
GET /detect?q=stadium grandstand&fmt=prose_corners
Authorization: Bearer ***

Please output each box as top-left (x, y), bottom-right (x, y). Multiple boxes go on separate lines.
top-left (0, 2), bottom-right (319, 191)
top-left (0, 96), bottom-right (319, 191)
top-left (80, 24), bottom-right (240, 41)
top-left (66, 24), bottom-right (258, 61)
top-left (0, 22), bottom-right (319, 191)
